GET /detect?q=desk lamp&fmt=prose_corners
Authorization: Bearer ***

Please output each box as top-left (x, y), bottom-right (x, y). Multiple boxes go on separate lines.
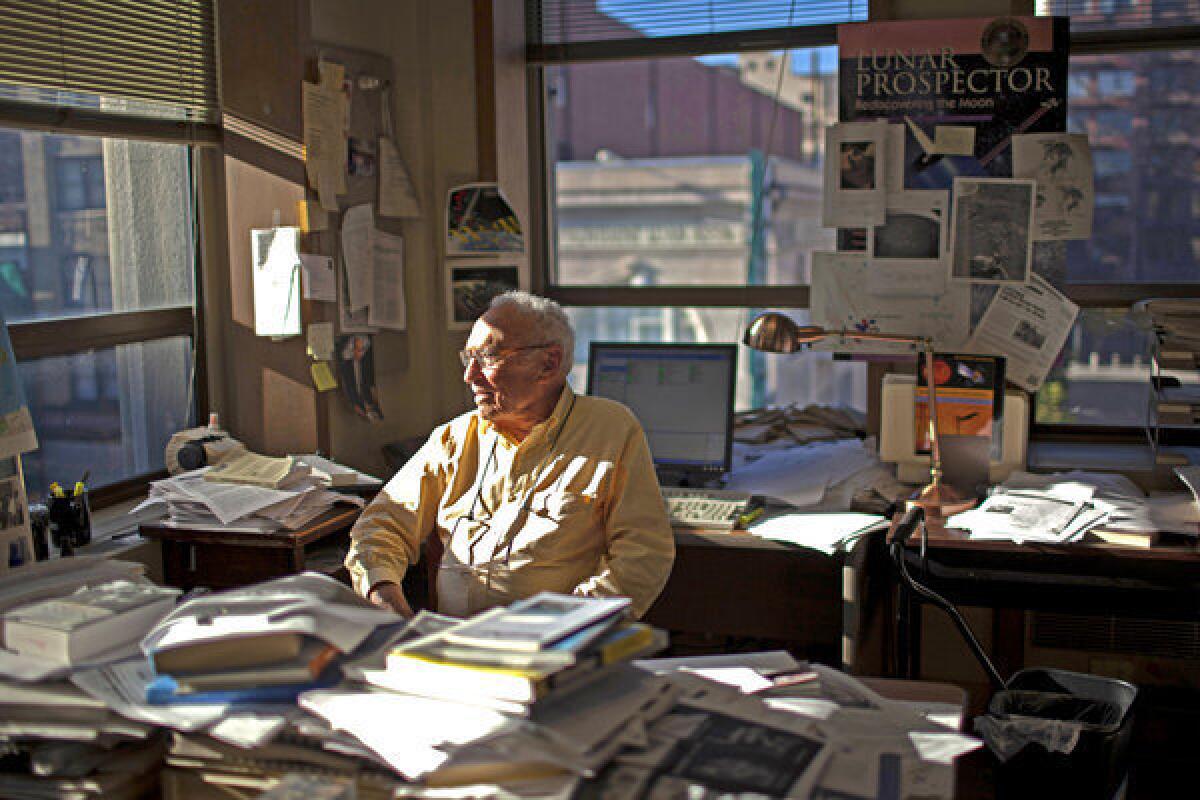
top-left (742, 312), bottom-right (975, 520)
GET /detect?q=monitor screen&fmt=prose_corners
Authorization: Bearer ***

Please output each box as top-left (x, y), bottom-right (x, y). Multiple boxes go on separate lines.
top-left (586, 343), bottom-right (737, 476)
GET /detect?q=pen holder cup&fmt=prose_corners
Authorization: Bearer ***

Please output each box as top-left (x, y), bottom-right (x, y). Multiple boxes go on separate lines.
top-left (47, 491), bottom-right (92, 554)
top-left (983, 668), bottom-right (1137, 800)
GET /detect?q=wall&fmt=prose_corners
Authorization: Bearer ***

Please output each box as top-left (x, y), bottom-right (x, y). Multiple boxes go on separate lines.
top-left (209, 0), bottom-right (486, 478)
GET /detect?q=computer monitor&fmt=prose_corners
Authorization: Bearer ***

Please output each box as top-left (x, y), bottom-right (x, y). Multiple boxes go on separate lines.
top-left (586, 342), bottom-right (737, 482)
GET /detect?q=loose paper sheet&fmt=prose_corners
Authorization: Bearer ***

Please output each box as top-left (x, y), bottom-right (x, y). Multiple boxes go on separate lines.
top-left (367, 227), bottom-right (406, 331)
top-left (300, 254), bottom-right (337, 302)
top-left (822, 121), bottom-right (888, 228)
top-left (340, 204), bottom-right (374, 312)
top-left (251, 227), bottom-right (302, 338)
top-left (301, 63), bottom-right (348, 211)
top-left (1012, 132), bottom-right (1094, 241)
top-left (810, 251), bottom-right (970, 352)
top-left (378, 136), bottom-right (420, 218)
top-left (967, 273), bottom-right (1079, 392)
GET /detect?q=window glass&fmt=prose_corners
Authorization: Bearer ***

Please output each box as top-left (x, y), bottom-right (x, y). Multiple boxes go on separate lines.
top-left (547, 47), bottom-right (837, 287)
top-left (1036, 309), bottom-right (1155, 427)
top-left (565, 307), bottom-right (866, 413)
top-left (0, 127), bottom-right (195, 323)
top-left (18, 336), bottom-right (195, 502)
top-left (1065, 50), bottom-right (1199, 284)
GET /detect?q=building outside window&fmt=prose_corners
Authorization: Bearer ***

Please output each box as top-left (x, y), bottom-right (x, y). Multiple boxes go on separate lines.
top-left (532, 1), bottom-right (1199, 439)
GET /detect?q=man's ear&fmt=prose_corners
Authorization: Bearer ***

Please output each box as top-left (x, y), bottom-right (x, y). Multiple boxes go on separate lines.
top-left (539, 344), bottom-right (564, 380)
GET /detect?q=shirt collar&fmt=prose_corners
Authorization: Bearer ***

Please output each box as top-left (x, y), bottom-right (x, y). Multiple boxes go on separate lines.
top-left (480, 384), bottom-right (574, 449)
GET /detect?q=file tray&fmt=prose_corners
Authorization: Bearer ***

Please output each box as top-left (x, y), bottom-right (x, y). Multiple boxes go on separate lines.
top-left (987, 667), bottom-right (1137, 800)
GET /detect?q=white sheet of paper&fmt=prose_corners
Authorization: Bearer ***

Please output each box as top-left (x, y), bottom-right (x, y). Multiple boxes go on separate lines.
top-left (251, 227), bottom-right (302, 338)
top-left (749, 512), bottom-right (886, 555)
top-left (306, 322), bottom-right (335, 361)
top-left (378, 136), bottom-right (420, 218)
top-left (868, 191), bottom-right (950, 296)
top-left (300, 253), bottom-right (337, 302)
top-left (822, 121), bottom-right (888, 228)
top-left (70, 658), bottom-right (228, 731)
top-left (340, 204), bottom-right (374, 312)
top-left (1012, 132), bottom-right (1094, 241)
top-left (810, 251), bottom-right (970, 352)
top-left (299, 689), bottom-right (517, 780)
top-left (966, 273), bottom-right (1079, 392)
top-left (367, 228), bottom-right (406, 331)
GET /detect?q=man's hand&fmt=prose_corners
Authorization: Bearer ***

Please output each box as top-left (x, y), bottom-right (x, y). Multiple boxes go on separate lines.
top-left (367, 581), bottom-right (414, 618)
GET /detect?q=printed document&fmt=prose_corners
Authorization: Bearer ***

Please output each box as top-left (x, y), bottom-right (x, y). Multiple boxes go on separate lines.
top-left (967, 274), bottom-right (1079, 392)
top-left (251, 227), bottom-right (302, 338)
top-left (1013, 133), bottom-right (1094, 241)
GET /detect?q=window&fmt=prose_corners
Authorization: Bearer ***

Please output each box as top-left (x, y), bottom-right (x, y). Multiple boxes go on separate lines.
top-left (2, 128), bottom-right (198, 501)
top-left (532, 2), bottom-right (1200, 439)
top-left (0, 1), bottom-right (217, 504)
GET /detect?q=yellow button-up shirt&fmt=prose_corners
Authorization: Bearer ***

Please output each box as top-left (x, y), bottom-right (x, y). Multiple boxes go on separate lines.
top-left (345, 386), bottom-right (674, 618)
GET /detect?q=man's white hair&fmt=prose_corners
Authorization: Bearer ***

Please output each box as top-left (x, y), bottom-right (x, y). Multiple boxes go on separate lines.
top-left (488, 290), bottom-right (575, 376)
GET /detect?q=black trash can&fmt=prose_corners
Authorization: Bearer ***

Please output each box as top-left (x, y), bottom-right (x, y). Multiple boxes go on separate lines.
top-left (981, 668), bottom-right (1137, 800)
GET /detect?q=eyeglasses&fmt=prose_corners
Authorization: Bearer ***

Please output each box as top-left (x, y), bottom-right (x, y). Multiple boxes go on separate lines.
top-left (458, 344), bottom-right (549, 369)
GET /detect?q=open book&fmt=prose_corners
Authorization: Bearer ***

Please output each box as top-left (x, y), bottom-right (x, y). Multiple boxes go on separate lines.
top-left (204, 452), bottom-right (311, 489)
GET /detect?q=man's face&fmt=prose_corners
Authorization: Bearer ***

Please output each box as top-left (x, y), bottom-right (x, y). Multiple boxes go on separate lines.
top-left (462, 310), bottom-right (557, 425)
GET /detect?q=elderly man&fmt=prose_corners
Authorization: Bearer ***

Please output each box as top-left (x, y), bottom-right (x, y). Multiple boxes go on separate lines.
top-left (345, 291), bottom-right (675, 619)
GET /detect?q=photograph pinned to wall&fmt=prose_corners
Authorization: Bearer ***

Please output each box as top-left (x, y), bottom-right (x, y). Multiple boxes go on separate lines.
top-left (447, 261), bottom-right (522, 331)
top-left (251, 227), bottom-right (303, 338)
top-left (867, 190), bottom-right (949, 296)
top-left (0, 456), bottom-right (33, 572)
top-left (335, 334), bottom-right (382, 421)
top-left (821, 120), bottom-right (888, 228)
top-left (949, 178), bottom-right (1035, 284)
top-left (445, 183), bottom-right (524, 256)
top-left (0, 307), bottom-right (36, 460)
top-left (1012, 132), bottom-right (1094, 241)
top-left (347, 137), bottom-right (377, 177)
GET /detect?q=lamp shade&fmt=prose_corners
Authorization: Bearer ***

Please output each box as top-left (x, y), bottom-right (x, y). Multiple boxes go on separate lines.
top-left (742, 312), bottom-right (802, 353)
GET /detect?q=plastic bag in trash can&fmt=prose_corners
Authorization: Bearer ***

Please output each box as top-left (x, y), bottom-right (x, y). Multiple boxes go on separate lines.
top-left (973, 690), bottom-right (1122, 762)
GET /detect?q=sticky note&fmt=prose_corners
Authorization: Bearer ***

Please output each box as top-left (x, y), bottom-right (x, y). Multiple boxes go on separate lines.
top-left (311, 361), bottom-right (337, 392)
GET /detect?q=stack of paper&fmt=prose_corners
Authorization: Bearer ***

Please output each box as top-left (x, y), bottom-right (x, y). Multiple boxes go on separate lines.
top-left (133, 467), bottom-right (362, 533)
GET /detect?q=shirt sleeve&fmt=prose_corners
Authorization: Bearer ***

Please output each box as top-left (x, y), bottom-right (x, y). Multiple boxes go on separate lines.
top-left (344, 431), bottom-right (450, 598)
top-left (572, 424), bottom-right (675, 619)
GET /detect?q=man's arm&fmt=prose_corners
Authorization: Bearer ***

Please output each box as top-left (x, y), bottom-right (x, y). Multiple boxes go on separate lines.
top-left (344, 434), bottom-right (448, 616)
top-left (572, 427), bottom-right (675, 619)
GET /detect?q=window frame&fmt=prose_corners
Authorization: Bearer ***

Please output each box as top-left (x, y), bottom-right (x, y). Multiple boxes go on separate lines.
top-left (526, 14), bottom-right (1200, 442)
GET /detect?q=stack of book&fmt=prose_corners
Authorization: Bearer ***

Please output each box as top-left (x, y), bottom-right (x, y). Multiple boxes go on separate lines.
top-left (365, 592), bottom-right (665, 716)
top-left (1, 580), bottom-right (179, 665)
top-left (0, 677), bottom-right (164, 799)
top-left (145, 630), bottom-right (343, 705)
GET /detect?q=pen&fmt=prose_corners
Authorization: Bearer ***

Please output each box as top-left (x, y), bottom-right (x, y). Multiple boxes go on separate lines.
top-left (738, 506), bottom-right (765, 528)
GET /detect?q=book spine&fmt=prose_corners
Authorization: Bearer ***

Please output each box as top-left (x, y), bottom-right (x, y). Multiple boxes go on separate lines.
top-left (3, 622), bottom-right (68, 663)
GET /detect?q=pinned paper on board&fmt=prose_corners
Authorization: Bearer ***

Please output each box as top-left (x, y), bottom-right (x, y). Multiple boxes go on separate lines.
top-left (251, 227), bottom-right (303, 338)
top-left (822, 121), bottom-right (888, 228)
top-left (1012, 132), bottom-right (1094, 241)
top-left (0, 307), bottom-right (36, 460)
top-left (336, 335), bottom-right (383, 421)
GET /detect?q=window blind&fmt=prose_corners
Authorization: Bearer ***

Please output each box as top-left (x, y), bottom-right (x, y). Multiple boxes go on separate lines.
top-left (0, 0), bottom-right (218, 126)
top-left (527, 0), bottom-right (867, 61)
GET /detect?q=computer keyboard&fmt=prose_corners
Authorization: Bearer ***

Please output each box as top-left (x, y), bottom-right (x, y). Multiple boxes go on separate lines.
top-left (660, 486), bottom-right (754, 530)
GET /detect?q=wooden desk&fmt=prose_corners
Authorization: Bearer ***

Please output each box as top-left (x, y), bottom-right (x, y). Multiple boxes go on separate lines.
top-left (887, 517), bottom-right (1200, 681)
top-left (139, 505), bottom-right (361, 590)
top-left (644, 529), bottom-right (843, 662)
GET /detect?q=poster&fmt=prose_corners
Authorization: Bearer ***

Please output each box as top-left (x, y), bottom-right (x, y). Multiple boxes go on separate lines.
top-left (335, 334), bottom-right (382, 421)
top-left (445, 183), bottom-right (524, 256)
top-left (915, 353), bottom-right (1005, 454)
top-left (838, 16), bottom-right (1070, 189)
top-left (446, 262), bottom-right (522, 331)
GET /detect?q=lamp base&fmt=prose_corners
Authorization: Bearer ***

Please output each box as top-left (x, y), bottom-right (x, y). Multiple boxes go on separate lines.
top-left (907, 481), bottom-right (977, 520)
